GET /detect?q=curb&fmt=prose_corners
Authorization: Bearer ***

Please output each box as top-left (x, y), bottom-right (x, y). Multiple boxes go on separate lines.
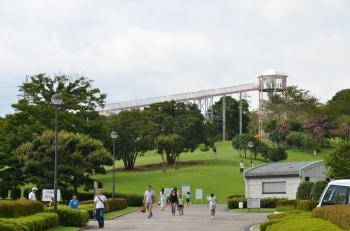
top-left (75, 207), bottom-right (140, 230)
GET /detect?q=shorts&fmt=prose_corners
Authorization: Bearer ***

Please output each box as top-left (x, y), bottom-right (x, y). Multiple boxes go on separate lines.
top-left (179, 205), bottom-right (184, 208)
top-left (186, 198), bottom-right (190, 203)
top-left (209, 205), bottom-right (216, 210)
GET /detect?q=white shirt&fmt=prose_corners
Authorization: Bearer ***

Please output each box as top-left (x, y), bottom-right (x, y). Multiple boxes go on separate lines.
top-left (94, 195), bottom-right (107, 209)
top-left (28, 192), bottom-right (36, 200)
top-left (208, 196), bottom-right (217, 206)
top-left (240, 162), bottom-right (244, 168)
top-left (144, 190), bottom-right (154, 203)
top-left (160, 191), bottom-right (166, 201)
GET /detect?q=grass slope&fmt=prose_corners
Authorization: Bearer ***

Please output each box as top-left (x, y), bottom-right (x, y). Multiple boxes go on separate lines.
top-left (90, 141), bottom-right (328, 203)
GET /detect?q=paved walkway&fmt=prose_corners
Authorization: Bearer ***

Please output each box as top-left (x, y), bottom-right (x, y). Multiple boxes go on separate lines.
top-left (83, 205), bottom-right (268, 231)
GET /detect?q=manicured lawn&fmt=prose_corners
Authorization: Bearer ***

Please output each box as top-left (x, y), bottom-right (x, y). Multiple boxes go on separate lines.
top-left (87, 141), bottom-right (329, 203)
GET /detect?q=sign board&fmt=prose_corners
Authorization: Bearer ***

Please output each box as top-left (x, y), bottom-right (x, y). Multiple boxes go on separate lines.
top-left (42, 189), bottom-right (61, 202)
top-left (247, 199), bottom-right (260, 208)
top-left (182, 184), bottom-right (190, 196)
top-left (164, 188), bottom-right (173, 198)
top-left (195, 189), bottom-right (203, 203)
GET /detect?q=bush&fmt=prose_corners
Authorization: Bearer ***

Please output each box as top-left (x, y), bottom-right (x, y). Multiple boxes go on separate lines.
top-left (227, 194), bottom-right (245, 200)
top-left (0, 186), bottom-right (10, 199)
top-left (0, 200), bottom-right (44, 218)
top-left (296, 181), bottom-right (314, 200)
top-left (10, 188), bottom-right (22, 200)
top-left (79, 192), bottom-right (143, 207)
top-left (267, 147), bottom-right (287, 162)
top-left (312, 205), bottom-right (350, 230)
top-left (0, 213), bottom-right (58, 231)
top-left (267, 210), bottom-right (309, 220)
top-left (266, 217), bottom-right (341, 231)
top-left (311, 180), bottom-right (328, 201)
top-left (227, 198), bottom-right (247, 209)
top-left (296, 200), bottom-right (317, 211)
top-left (44, 207), bottom-right (89, 227)
top-left (276, 199), bottom-right (297, 209)
top-left (260, 197), bottom-right (283, 208)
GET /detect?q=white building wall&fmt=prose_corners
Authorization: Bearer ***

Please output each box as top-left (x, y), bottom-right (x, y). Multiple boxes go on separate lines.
top-left (302, 164), bottom-right (327, 182)
top-left (245, 177), bottom-right (301, 199)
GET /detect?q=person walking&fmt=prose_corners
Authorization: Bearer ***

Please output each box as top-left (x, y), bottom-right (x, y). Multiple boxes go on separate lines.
top-left (239, 160), bottom-right (244, 173)
top-left (169, 190), bottom-right (178, 216)
top-left (207, 193), bottom-right (219, 219)
top-left (186, 191), bottom-right (191, 207)
top-left (94, 189), bottom-right (107, 228)
top-left (28, 187), bottom-right (37, 200)
top-left (213, 147), bottom-right (217, 158)
top-left (160, 188), bottom-right (166, 211)
top-left (144, 185), bottom-right (155, 218)
top-left (69, 194), bottom-right (79, 209)
top-left (178, 194), bottom-right (184, 215)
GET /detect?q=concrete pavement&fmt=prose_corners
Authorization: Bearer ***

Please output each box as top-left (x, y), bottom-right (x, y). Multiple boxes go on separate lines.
top-left (83, 204), bottom-right (268, 231)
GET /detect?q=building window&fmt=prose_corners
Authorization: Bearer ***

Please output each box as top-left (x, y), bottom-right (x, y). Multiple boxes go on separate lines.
top-left (326, 178), bottom-right (330, 182)
top-left (305, 177), bottom-right (310, 181)
top-left (262, 181), bottom-right (286, 194)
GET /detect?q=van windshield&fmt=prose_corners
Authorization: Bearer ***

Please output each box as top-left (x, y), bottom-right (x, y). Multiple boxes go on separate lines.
top-left (321, 185), bottom-right (349, 206)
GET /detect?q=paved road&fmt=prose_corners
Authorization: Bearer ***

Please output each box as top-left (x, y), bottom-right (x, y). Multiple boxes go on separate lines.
top-left (83, 204), bottom-right (268, 231)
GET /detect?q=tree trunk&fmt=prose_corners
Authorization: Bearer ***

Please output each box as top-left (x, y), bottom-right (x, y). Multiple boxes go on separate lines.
top-left (161, 154), bottom-right (167, 172)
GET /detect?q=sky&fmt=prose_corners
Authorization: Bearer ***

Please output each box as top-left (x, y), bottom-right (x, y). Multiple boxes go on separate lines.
top-left (0, 0), bottom-right (349, 117)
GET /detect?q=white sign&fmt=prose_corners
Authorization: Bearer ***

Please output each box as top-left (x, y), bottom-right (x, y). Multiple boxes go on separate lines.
top-left (247, 199), bottom-right (260, 208)
top-left (42, 189), bottom-right (61, 202)
top-left (182, 184), bottom-right (190, 196)
top-left (195, 189), bottom-right (202, 200)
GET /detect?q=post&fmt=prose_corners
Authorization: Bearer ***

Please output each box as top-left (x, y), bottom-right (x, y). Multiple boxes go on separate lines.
top-left (54, 105), bottom-right (58, 213)
top-left (248, 141), bottom-right (254, 168)
top-left (239, 92), bottom-right (242, 135)
top-left (112, 137), bottom-right (116, 211)
top-left (222, 95), bottom-right (226, 141)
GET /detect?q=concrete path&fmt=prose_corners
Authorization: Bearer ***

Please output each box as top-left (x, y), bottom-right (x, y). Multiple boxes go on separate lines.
top-left (83, 204), bottom-right (268, 231)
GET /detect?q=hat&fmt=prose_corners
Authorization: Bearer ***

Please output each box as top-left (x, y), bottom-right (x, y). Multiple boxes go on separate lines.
top-left (32, 187), bottom-right (38, 191)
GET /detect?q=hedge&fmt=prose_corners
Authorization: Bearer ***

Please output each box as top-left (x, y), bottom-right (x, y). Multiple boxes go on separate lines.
top-left (296, 200), bottom-right (317, 211)
top-left (266, 217), bottom-right (341, 231)
top-left (0, 213), bottom-right (58, 231)
top-left (227, 197), bottom-right (285, 209)
top-left (79, 192), bottom-right (142, 207)
top-left (0, 200), bottom-right (44, 218)
top-left (312, 205), bottom-right (350, 230)
top-left (44, 207), bottom-right (89, 227)
top-left (77, 198), bottom-right (127, 218)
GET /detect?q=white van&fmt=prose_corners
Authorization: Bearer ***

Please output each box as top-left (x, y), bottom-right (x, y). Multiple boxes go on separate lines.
top-left (317, 179), bottom-right (350, 207)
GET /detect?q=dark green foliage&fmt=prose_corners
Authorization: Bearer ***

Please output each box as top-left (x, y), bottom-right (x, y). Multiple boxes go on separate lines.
top-left (260, 197), bottom-right (283, 208)
top-left (0, 221), bottom-right (27, 231)
top-left (78, 192), bottom-right (143, 207)
top-left (325, 141), bottom-right (350, 179)
top-left (296, 181), bottom-right (314, 200)
top-left (266, 217), bottom-right (341, 231)
top-left (267, 147), bottom-right (287, 162)
top-left (0, 200), bottom-right (44, 218)
top-left (276, 199), bottom-right (298, 210)
top-left (44, 207), bottom-right (89, 227)
top-left (311, 180), bottom-right (328, 201)
top-left (296, 200), bottom-right (318, 211)
top-left (312, 205), bottom-right (350, 230)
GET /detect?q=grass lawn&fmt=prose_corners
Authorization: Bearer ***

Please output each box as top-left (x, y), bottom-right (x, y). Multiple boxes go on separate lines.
top-left (86, 141), bottom-right (329, 203)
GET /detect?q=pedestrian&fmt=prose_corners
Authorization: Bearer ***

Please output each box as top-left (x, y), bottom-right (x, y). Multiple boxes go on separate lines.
top-left (240, 160), bottom-right (244, 173)
top-left (178, 194), bottom-right (184, 215)
top-left (94, 189), bottom-right (107, 228)
top-left (144, 185), bottom-right (155, 218)
top-left (49, 197), bottom-right (54, 207)
top-left (160, 188), bottom-right (166, 211)
top-left (28, 187), bottom-right (37, 200)
top-left (207, 193), bottom-right (219, 219)
top-left (213, 147), bottom-right (217, 158)
top-left (169, 190), bottom-right (178, 216)
top-left (186, 191), bottom-right (191, 207)
top-left (69, 194), bottom-right (79, 209)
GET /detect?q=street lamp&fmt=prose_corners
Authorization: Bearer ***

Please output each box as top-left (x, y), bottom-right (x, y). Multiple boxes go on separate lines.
top-left (51, 94), bottom-right (63, 213)
top-left (110, 131), bottom-right (119, 211)
top-left (248, 141), bottom-right (254, 168)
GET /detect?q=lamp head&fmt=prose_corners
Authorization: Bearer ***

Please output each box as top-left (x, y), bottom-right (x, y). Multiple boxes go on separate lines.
top-left (51, 94), bottom-right (63, 106)
top-left (111, 131), bottom-right (119, 139)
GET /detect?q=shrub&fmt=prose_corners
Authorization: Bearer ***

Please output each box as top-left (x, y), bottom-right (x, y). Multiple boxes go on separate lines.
top-left (312, 205), bottom-right (350, 230)
top-left (227, 198), bottom-right (247, 209)
top-left (267, 210), bottom-right (309, 220)
top-left (260, 197), bottom-right (283, 208)
top-left (275, 199), bottom-right (297, 209)
top-left (266, 217), bottom-right (341, 231)
top-left (0, 186), bottom-right (10, 199)
top-left (44, 207), bottom-right (89, 227)
top-left (79, 192), bottom-right (143, 207)
top-left (0, 213), bottom-right (58, 231)
top-left (311, 180), bottom-right (328, 201)
top-left (227, 194), bottom-right (245, 200)
top-left (267, 147), bottom-right (287, 162)
top-left (296, 200), bottom-right (317, 211)
top-left (260, 219), bottom-right (282, 231)
top-left (0, 200), bottom-right (44, 218)
top-left (296, 181), bottom-right (314, 200)
top-left (10, 188), bottom-right (22, 200)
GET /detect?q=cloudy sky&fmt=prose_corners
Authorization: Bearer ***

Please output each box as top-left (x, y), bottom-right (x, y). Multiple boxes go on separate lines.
top-left (0, 0), bottom-right (349, 117)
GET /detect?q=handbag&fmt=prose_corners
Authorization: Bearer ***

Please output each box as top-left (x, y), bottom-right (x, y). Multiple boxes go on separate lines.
top-left (140, 205), bottom-right (146, 213)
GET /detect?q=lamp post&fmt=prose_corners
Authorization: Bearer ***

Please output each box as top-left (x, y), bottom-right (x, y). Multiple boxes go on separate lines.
top-left (110, 131), bottom-right (119, 211)
top-left (51, 94), bottom-right (63, 213)
top-left (248, 141), bottom-right (254, 168)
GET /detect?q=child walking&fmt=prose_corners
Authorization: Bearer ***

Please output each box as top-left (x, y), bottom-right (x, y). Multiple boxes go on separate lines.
top-left (178, 195), bottom-right (184, 215)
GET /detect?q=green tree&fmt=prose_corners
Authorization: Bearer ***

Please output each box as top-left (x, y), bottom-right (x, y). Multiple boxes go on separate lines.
top-left (231, 133), bottom-right (257, 158)
top-left (324, 141), bottom-right (350, 179)
top-left (268, 130), bottom-right (279, 146)
top-left (13, 130), bottom-right (113, 192)
top-left (296, 181), bottom-right (314, 200)
top-left (209, 96), bottom-right (250, 140)
top-left (156, 134), bottom-right (186, 171)
top-left (311, 180), bottom-right (328, 201)
top-left (286, 131), bottom-right (304, 150)
top-left (325, 89), bottom-right (350, 126)
top-left (267, 147), bottom-right (287, 162)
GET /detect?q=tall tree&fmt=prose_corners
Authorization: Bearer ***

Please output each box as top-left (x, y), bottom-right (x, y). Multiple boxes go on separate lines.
top-left (325, 89), bottom-right (350, 125)
top-left (209, 96), bottom-right (250, 140)
top-left (325, 141), bottom-right (350, 179)
top-left (13, 130), bottom-right (113, 192)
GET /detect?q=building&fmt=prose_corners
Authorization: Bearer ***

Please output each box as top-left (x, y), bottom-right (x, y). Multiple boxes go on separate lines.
top-left (244, 160), bottom-right (327, 199)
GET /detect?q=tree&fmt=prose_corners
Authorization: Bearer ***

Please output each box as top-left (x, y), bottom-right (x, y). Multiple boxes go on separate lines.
top-left (0, 74), bottom-right (109, 155)
top-left (286, 132), bottom-right (304, 150)
top-left (324, 141), bottom-right (350, 179)
top-left (277, 121), bottom-right (290, 145)
top-left (268, 130), bottom-right (279, 146)
top-left (267, 147), bottom-right (287, 162)
top-left (109, 109), bottom-right (156, 170)
top-left (311, 180), bottom-right (328, 201)
top-left (303, 116), bottom-right (332, 147)
top-left (296, 181), bottom-right (314, 200)
top-left (325, 89), bottom-right (350, 125)
top-left (209, 96), bottom-right (250, 140)
top-left (13, 130), bottom-right (113, 192)
top-left (156, 134), bottom-right (186, 171)
top-left (232, 133), bottom-right (255, 158)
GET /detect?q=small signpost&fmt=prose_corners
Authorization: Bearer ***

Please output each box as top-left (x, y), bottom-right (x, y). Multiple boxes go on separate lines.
top-left (247, 199), bottom-right (261, 212)
top-left (195, 189), bottom-right (203, 204)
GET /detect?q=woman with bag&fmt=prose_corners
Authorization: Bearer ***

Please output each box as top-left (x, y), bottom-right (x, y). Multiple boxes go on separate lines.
top-left (169, 190), bottom-right (178, 216)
